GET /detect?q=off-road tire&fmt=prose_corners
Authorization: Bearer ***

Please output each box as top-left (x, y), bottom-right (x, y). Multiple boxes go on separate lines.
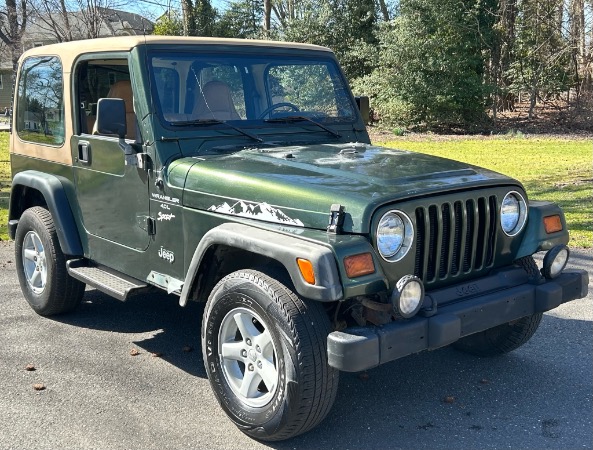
top-left (453, 313), bottom-right (543, 357)
top-left (202, 269), bottom-right (339, 441)
top-left (514, 255), bottom-right (543, 282)
top-left (15, 207), bottom-right (85, 316)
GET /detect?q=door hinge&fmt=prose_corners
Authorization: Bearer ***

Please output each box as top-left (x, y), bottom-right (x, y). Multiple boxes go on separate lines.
top-left (137, 215), bottom-right (156, 235)
top-left (147, 216), bottom-right (156, 235)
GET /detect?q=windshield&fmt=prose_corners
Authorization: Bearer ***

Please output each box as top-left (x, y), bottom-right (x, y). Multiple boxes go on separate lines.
top-left (149, 51), bottom-right (356, 126)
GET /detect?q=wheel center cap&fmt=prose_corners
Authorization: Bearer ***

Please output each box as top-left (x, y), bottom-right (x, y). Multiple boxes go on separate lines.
top-left (248, 349), bottom-right (257, 362)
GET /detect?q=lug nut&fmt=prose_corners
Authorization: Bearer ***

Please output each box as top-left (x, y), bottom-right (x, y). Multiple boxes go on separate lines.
top-left (246, 338), bottom-right (252, 346)
top-left (257, 361), bottom-right (262, 369)
top-left (248, 363), bottom-right (254, 371)
top-left (256, 345), bottom-right (261, 353)
top-left (241, 350), bottom-right (247, 357)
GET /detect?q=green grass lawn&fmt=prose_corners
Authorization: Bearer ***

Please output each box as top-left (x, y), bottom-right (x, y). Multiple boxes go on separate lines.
top-left (379, 136), bottom-right (592, 248)
top-left (0, 133), bottom-right (591, 247)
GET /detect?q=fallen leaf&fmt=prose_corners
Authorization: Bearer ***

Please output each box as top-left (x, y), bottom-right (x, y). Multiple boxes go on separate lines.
top-left (33, 383), bottom-right (46, 391)
top-left (151, 352), bottom-right (163, 358)
top-left (443, 395), bottom-right (455, 404)
top-left (130, 348), bottom-right (140, 356)
top-left (25, 364), bottom-right (36, 371)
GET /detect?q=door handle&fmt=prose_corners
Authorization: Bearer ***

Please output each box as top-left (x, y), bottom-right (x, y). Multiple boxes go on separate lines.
top-left (78, 141), bottom-right (91, 164)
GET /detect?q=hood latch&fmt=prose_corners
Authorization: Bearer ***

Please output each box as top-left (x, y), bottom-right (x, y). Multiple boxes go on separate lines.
top-left (327, 204), bottom-right (345, 234)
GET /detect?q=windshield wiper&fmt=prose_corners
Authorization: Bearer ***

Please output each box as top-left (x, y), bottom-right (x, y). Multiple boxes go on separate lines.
top-left (264, 115), bottom-right (341, 138)
top-left (265, 115), bottom-right (342, 138)
top-left (170, 119), bottom-right (263, 143)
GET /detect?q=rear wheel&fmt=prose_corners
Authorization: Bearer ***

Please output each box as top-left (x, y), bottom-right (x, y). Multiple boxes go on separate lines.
top-left (15, 207), bottom-right (85, 316)
top-left (202, 269), bottom-right (338, 441)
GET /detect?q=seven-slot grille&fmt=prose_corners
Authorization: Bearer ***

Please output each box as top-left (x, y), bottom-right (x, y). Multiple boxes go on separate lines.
top-left (413, 196), bottom-right (498, 285)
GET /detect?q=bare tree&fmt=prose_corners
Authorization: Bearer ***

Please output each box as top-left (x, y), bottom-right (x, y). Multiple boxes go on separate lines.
top-left (0, 0), bottom-right (29, 71)
top-left (27, 0), bottom-right (73, 42)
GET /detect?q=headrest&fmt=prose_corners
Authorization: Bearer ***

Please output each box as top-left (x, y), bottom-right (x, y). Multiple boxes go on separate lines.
top-left (107, 80), bottom-right (134, 113)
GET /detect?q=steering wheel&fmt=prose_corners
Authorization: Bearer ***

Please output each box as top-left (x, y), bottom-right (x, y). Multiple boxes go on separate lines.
top-left (258, 102), bottom-right (300, 119)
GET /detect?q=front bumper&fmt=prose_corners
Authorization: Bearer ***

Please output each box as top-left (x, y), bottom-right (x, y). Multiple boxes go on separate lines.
top-left (327, 269), bottom-right (588, 372)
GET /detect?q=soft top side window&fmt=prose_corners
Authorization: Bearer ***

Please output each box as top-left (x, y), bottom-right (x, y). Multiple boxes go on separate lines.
top-left (75, 59), bottom-right (137, 140)
top-left (16, 56), bottom-right (65, 146)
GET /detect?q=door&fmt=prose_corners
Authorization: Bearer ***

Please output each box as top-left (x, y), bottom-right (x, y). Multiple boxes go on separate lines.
top-left (71, 58), bottom-right (150, 252)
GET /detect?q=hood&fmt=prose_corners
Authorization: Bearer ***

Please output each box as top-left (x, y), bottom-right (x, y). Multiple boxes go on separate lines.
top-left (169, 142), bottom-right (518, 233)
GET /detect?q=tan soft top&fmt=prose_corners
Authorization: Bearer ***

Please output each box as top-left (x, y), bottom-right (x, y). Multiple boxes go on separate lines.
top-left (19, 36), bottom-right (332, 71)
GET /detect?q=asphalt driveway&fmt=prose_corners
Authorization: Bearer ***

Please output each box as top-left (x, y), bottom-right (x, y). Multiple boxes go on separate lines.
top-left (1, 241), bottom-right (591, 450)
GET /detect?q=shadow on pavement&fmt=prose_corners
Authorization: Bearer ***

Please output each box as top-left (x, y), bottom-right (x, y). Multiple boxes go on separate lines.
top-left (53, 288), bottom-right (207, 378)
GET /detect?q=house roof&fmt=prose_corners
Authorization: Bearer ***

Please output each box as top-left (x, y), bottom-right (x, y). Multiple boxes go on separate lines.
top-left (0, 8), bottom-right (154, 70)
top-left (24, 8), bottom-right (153, 40)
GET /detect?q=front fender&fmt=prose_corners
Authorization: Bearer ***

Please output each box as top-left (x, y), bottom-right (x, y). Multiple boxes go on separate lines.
top-left (515, 201), bottom-right (570, 258)
top-left (9, 171), bottom-right (83, 256)
top-left (180, 223), bottom-right (344, 305)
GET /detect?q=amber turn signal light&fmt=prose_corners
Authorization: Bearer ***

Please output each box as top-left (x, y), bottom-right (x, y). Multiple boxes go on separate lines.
top-left (544, 215), bottom-right (563, 234)
top-left (344, 253), bottom-right (375, 278)
top-left (297, 258), bottom-right (316, 285)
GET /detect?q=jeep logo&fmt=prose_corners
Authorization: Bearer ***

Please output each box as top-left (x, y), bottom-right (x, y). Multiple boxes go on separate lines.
top-left (456, 283), bottom-right (481, 297)
top-left (158, 246), bottom-right (175, 263)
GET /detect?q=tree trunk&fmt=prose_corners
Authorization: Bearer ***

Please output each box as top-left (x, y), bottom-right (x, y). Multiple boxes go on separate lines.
top-left (181, 0), bottom-right (194, 36)
top-left (377, 0), bottom-right (390, 21)
top-left (263, 0), bottom-right (272, 32)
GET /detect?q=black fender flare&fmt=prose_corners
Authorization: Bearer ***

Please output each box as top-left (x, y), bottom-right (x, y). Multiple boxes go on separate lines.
top-left (9, 171), bottom-right (84, 256)
top-left (179, 223), bottom-right (344, 306)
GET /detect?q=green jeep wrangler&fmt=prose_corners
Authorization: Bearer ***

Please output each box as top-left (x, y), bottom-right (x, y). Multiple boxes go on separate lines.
top-left (8, 36), bottom-right (588, 441)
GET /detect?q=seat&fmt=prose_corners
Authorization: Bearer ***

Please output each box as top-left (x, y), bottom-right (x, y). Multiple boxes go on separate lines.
top-left (193, 81), bottom-right (241, 121)
top-left (94, 80), bottom-right (136, 140)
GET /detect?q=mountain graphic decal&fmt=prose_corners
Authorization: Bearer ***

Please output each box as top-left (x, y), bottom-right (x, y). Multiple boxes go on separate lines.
top-left (208, 201), bottom-right (304, 227)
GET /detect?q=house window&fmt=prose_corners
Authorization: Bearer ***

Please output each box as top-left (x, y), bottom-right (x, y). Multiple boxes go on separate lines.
top-left (16, 56), bottom-right (65, 146)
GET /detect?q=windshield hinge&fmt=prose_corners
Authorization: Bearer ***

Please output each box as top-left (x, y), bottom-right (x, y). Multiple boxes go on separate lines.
top-left (327, 204), bottom-right (345, 234)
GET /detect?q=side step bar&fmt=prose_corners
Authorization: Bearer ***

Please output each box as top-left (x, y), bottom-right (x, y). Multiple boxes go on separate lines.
top-left (67, 259), bottom-right (150, 301)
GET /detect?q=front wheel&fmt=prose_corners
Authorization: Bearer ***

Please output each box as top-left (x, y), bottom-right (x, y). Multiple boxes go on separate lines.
top-left (14, 207), bottom-right (85, 316)
top-left (202, 269), bottom-right (339, 441)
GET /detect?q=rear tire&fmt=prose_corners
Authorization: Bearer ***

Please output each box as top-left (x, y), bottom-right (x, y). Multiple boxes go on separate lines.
top-left (15, 207), bottom-right (85, 316)
top-left (202, 269), bottom-right (338, 441)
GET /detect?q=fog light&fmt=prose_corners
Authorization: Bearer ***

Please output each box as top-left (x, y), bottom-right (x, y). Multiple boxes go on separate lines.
top-left (391, 275), bottom-right (424, 318)
top-left (542, 245), bottom-right (569, 279)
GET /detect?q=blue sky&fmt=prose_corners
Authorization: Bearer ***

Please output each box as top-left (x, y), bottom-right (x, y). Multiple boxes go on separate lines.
top-left (127, 0), bottom-right (227, 21)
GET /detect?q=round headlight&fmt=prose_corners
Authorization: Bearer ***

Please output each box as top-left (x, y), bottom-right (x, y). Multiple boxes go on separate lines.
top-left (376, 211), bottom-right (414, 261)
top-left (501, 191), bottom-right (527, 236)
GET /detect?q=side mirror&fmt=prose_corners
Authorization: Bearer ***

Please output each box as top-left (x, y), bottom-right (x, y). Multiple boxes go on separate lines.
top-left (355, 96), bottom-right (370, 125)
top-left (96, 98), bottom-right (127, 139)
